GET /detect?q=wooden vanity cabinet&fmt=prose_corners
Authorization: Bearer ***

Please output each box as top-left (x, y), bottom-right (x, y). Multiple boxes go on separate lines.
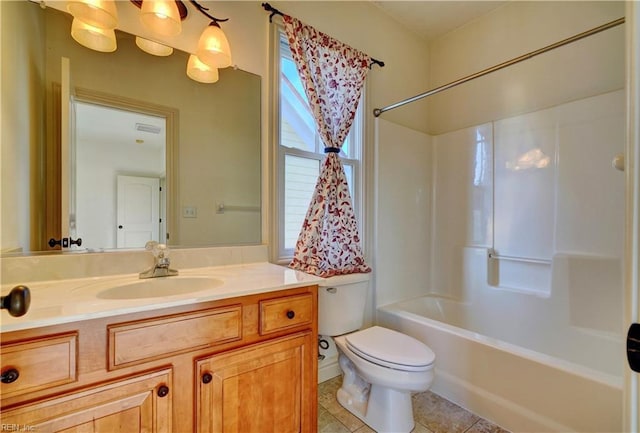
top-left (1, 368), bottom-right (173, 433)
top-left (196, 332), bottom-right (315, 433)
top-left (0, 285), bottom-right (318, 433)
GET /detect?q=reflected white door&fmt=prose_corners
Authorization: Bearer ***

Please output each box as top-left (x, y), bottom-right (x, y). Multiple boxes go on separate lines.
top-left (116, 175), bottom-right (160, 248)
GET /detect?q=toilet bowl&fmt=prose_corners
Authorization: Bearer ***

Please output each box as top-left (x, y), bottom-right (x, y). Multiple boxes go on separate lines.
top-left (318, 275), bottom-right (436, 433)
top-left (333, 326), bottom-right (435, 433)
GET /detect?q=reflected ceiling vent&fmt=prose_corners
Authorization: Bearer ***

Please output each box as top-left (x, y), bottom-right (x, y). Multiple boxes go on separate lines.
top-left (135, 123), bottom-right (162, 134)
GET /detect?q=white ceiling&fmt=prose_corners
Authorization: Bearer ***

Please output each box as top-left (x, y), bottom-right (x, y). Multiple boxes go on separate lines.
top-left (371, 1), bottom-right (507, 41)
top-left (75, 102), bottom-right (166, 149)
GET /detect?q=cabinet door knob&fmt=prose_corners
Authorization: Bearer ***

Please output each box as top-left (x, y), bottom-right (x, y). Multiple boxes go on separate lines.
top-left (157, 384), bottom-right (170, 397)
top-left (1, 285), bottom-right (31, 317)
top-left (202, 372), bottom-right (213, 384)
top-left (286, 310), bottom-right (295, 319)
top-left (1, 368), bottom-right (20, 384)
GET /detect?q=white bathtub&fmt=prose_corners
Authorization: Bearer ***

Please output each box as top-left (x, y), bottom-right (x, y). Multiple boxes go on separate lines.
top-left (377, 294), bottom-right (623, 433)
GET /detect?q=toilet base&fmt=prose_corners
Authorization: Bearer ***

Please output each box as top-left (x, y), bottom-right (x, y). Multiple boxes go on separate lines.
top-left (337, 354), bottom-right (415, 433)
top-left (337, 384), bottom-right (415, 433)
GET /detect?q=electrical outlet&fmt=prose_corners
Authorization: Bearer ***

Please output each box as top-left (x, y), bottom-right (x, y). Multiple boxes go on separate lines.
top-left (182, 206), bottom-right (197, 218)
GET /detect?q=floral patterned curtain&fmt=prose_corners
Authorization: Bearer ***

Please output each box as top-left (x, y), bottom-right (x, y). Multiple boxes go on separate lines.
top-left (283, 15), bottom-right (372, 277)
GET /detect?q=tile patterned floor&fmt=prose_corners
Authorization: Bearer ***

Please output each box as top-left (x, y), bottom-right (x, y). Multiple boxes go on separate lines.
top-left (318, 376), bottom-right (511, 433)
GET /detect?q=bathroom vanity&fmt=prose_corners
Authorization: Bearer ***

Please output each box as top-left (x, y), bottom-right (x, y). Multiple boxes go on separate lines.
top-left (0, 262), bottom-right (320, 433)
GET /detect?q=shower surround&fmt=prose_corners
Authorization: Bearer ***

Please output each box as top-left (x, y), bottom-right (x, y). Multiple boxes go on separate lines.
top-left (374, 89), bottom-right (625, 432)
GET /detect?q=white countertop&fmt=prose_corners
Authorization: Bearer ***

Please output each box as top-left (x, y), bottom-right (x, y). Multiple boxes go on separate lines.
top-left (0, 262), bottom-right (324, 333)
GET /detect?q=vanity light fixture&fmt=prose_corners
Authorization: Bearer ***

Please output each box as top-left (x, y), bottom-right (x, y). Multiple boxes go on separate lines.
top-left (134, 0), bottom-right (233, 77)
top-left (131, 0), bottom-right (232, 67)
top-left (135, 36), bottom-right (174, 56)
top-left (195, 21), bottom-right (232, 69)
top-left (66, 0), bottom-right (118, 30)
top-left (139, 0), bottom-right (182, 37)
top-left (66, 0), bottom-right (232, 83)
top-left (70, 17), bottom-right (117, 52)
top-left (186, 54), bottom-right (219, 83)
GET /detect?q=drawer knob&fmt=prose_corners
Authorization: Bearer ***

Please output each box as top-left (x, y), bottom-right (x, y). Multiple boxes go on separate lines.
top-left (1, 368), bottom-right (19, 384)
top-left (157, 384), bottom-right (170, 397)
top-left (1, 285), bottom-right (31, 317)
top-left (202, 372), bottom-right (213, 384)
top-left (286, 310), bottom-right (295, 319)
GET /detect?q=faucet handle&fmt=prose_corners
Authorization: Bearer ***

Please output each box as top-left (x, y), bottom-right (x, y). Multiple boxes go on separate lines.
top-left (145, 241), bottom-right (169, 259)
top-left (156, 243), bottom-right (169, 258)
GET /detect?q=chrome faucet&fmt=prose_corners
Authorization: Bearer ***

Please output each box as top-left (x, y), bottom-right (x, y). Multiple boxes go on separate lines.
top-left (140, 241), bottom-right (178, 279)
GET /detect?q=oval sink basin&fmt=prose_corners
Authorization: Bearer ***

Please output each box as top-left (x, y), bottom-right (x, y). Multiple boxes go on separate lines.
top-left (96, 276), bottom-right (223, 300)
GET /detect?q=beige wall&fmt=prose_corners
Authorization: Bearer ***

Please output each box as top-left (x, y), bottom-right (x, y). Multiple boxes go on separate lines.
top-left (90, 0), bottom-right (432, 132)
top-left (426, 1), bottom-right (625, 135)
top-left (0, 1), bottom-right (45, 252)
top-left (90, 0), bottom-right (432, 246)
top-left (12, 1), bottom-right (623, 251)
top-left (268, 1), bottom-right (431, 133)
top-left (9, 1), bottom-right (429, 253)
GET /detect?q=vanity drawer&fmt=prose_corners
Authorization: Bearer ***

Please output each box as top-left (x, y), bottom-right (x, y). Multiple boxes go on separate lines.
top-left (1, 332), bottom-right (78, 398)
top-left (108, 305), bottom-right (242, 369)
top-left (260, 293), bottom-right (313, 335)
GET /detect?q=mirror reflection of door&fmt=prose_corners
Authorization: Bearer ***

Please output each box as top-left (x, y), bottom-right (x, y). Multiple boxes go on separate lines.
top-left (116, 175), bottom-right (160, 248)
top-left (73, 101), bottom-right (166, 250)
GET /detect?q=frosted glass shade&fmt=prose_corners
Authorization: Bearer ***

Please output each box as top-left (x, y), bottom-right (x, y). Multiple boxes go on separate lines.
top-left (140, 0), bottom-right (182, 37)
top-left (66, 0), bottom-right (118, 29)
top-left (71, 18), bottom-right (117, 52)
top-left (187, 54), bottom-right (219, 84)
top-left (136, 37), bottom-right (173, 56)
top-left (196, 23), bottom-right (232, 69)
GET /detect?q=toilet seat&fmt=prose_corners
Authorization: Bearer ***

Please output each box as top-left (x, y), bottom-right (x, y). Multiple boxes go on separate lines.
top-left (345, 326), bottom-right (435, 372)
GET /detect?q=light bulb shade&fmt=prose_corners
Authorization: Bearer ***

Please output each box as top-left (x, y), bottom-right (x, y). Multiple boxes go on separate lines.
top-left (140, 0), bottom-right (182, 37)
top-left (187, 54), bottom-right (219, 84)
top-left (196, 23), bottom-right (232, 69)
top-left (71, 18), bottom-right (117, 52)
top-left (135, 37), bottom-right (173, 56)
top-left (66, 0), bottom-right (118, 29)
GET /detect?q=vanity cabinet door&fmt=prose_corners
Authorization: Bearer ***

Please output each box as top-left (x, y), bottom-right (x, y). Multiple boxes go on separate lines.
top-left (1, 368), bottom-right (172, 433)
top-left (196, 332), bottom-right (315, 433)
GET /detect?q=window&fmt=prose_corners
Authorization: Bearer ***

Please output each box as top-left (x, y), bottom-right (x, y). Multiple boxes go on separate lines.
top-left (276, 30), bottom-right (364, 260)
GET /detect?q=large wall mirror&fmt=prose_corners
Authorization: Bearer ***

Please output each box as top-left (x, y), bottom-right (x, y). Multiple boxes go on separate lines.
top-left (1, 1), bottom-right (261, 254)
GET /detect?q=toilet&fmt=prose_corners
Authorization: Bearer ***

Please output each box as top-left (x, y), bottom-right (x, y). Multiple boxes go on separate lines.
top-left (319, 275), bottom-right (435, 433)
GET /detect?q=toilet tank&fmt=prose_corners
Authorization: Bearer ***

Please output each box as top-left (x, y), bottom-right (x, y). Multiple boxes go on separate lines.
top-left (318, 273), bottom-right (370, 336)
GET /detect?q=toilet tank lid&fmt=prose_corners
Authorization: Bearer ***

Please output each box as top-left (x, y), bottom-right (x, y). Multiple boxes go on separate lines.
top-left (346, 326), bottom-right (435, 368)
top-left (319, 272), bottom-right (370, 287)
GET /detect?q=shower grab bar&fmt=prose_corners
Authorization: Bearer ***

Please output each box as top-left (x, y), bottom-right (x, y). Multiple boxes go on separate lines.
top-left (487, 250), bottom-right (551, 265)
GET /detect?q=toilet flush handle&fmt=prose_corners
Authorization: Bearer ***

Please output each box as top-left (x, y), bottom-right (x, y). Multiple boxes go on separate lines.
top-left (326, 287), bottom-right (337, 294)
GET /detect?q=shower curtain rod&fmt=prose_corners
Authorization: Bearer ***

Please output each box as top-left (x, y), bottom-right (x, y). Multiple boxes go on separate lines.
top-left (373, 17), bottom-right (625, 117)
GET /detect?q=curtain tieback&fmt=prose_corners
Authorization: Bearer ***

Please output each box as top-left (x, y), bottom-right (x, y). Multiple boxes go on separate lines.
top-left (324, 147), bottom-right (341, 153)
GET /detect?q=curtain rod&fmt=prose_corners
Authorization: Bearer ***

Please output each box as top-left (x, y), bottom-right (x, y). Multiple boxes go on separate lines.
top-left (373, 17), bottom-right (625, 117)
top-left (261, 2), bottom-right (385, 68)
